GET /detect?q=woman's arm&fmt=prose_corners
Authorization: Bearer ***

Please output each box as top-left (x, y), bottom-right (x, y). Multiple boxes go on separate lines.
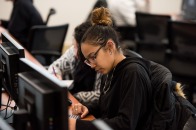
top-left (48, 46), bottom-right (76, 78)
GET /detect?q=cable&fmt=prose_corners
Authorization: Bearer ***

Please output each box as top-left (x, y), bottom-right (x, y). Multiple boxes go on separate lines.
top-left (0, 105), bottom-right (13, 111)
top-left (0, 94), bottom-right (16, 120)
top-left (4, 95), bottom-right (11, 119)
top-left (0, 105), bottom-right (15, 120)
top-left (4, 109), bottom-right (14, 120)
top-left (1, 104), bottom-right (16, 109)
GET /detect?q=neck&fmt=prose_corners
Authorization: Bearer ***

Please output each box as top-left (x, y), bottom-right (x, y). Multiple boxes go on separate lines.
top-left (113, 52), bottom-right (126, 68)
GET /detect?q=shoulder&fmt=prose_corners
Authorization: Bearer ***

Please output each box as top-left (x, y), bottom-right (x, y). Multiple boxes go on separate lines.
top-left (14, 1), bottom-right (35, 17)
top-left (150, 61), bottom-right (172, 86)
top-left (63, 46), bottom-right (75, 58)
top-left (16, 0), bottom-right (32, 7)
top-left (51, 46), bottom-right (76, 67)
top-left (17, 0), bottom-right (38, 14)
top-left (114, 58), bottom-right (150, 82)
top-left (119, 58), bottom-right (152, 82)
top-left (117, 57), bottom-right (150, 72)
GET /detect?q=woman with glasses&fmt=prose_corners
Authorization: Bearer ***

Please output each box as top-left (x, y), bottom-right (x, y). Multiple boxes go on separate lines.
top-left (68, 7), bottom-right (187, 130)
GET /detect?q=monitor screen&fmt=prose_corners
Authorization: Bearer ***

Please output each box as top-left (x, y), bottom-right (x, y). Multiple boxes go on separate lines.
top-left (14, 58), bottom-right (68, 130)
top-left (181, 0), bottom-right (196, 20)
top-left (0, 32), bottom-right (25, 103)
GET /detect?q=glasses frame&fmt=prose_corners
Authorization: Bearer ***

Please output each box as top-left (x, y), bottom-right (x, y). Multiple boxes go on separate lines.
top-left (84, 44), bottom-right (105, 66)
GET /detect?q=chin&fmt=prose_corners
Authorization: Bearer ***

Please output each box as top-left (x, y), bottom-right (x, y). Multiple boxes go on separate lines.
top-left (100, 71), bottom-right (107, 74)
top-left (101, 70), bottom-right (109, 75)
top-left (96, 69), bottom-right (106, 74)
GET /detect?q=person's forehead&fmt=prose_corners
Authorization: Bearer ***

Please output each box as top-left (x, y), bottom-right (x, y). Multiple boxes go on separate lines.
top-left (82, 44), bottom-right (99, 54)
top-left (83, 43), bottom-right (100, 49)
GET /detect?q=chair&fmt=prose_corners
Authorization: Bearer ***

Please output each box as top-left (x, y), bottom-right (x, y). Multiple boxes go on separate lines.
top-left (183, 114), bottom-right (196, 130)
top-left (166, 20), bottom-right (196, 103)
top-left (28, 24), bottom-right (69, 66)
top-left (45, 8), bottom-right (56, 25)
top-left (135, 12), bottom-right (171, 65)
top-left (123, 49), bottom-right (142, 58)
top-left (115, 26), bottom-right (137, 51)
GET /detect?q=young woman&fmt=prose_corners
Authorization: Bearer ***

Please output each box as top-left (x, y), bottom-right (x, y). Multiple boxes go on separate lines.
top-left (68, 7), bottom-right (186, 130)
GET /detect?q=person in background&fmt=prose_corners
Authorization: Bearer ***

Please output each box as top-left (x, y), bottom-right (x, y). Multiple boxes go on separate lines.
top-left (68, 7), bottom-right (186, 130)
top-left (0, 0), bottom-right (44, 49)
top-left (48, 21), bottom-right (101, 107)
top-left (86, 0), bottom-right (108, 21)
top-left (107, 0), bottom-right (150, 49)
top-left (107, 0), bottom-right (150, 27)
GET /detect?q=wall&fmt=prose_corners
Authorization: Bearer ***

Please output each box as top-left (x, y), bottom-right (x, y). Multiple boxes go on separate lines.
top-left (150, 0), bottom-right (182, 14)
top-left (0, 0), bottom-right (182, 47)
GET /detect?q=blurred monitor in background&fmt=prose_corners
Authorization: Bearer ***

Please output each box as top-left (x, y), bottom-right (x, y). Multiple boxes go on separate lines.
top-left (181, 0), bottom-right (196, 20)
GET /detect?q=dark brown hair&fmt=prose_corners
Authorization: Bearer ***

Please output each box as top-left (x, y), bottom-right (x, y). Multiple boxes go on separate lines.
top-left (74, 21), bottom-right (92, 60)
top-left (74, 21), bottom-right (91, 46)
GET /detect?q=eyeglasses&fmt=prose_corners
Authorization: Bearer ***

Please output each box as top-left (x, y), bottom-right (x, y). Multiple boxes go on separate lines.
top-left (84, 45), bottom-right (105, 67)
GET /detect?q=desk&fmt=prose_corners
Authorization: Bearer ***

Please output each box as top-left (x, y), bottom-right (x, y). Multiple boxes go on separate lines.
top-left (0, 38), bottom-right (95, 121)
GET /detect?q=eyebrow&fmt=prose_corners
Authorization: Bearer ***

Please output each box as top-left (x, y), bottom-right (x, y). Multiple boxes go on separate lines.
top-left (86, 52), bottom-right (95, 59)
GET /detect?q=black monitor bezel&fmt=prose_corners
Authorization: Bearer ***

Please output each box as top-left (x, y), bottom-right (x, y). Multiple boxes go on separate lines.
top-left (181, 0), bottom-right (196, 20)
top-left (0, 32), bottom-right (25, 103)
top-left (15, 58), bottom-right (68, 130)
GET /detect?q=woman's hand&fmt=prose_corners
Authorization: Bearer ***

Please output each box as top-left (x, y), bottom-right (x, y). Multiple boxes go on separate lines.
top-left (72, 103), bottom-right (89, 118)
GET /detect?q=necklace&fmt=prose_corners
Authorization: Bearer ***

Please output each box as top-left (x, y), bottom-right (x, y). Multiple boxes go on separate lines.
top-left (103, 67), bottom-right (116, 94)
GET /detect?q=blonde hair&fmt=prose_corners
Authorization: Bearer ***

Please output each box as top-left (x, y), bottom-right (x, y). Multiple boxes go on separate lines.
top-left (174, 82), bottom-right (186, 99)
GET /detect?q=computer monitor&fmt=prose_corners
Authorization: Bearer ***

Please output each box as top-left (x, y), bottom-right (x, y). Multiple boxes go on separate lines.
top-left (0, 32), bottom-right (25, 104)
top-left (181, 0), bottom-right (196, 20)
top-left (13, 58), bottom-right (68, 130)
top-left (0, 116), bottom-right (15, 130)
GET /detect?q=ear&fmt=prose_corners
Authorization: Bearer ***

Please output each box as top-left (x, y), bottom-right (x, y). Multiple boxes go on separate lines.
top-left (106, 39), bottom-right (115, 51)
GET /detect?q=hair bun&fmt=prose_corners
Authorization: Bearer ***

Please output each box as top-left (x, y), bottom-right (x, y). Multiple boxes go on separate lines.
top-left (91, 7), bottom-right (113, 26)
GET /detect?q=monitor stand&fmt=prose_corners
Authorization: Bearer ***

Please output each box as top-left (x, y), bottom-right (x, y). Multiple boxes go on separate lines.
top-left (13, 109), bottom-right (29, 130)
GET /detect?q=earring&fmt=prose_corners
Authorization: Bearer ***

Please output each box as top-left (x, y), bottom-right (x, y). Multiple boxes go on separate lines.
top-left (110, 51), bottom-right (112, 55)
